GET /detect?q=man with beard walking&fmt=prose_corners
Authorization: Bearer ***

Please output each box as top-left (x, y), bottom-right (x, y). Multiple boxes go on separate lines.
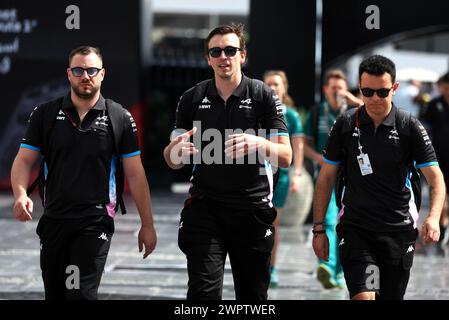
top-left (11, 46), bottom-right (157, 299)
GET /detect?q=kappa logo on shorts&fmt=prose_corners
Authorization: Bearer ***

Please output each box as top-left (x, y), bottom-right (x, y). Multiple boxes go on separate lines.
top-left (339, 238), bottom-right (345, 246)
top-left (98, 233), bottom-right (109, 242)
top-left (265, 229), bottom-right (273, 238)
top-left (406, 245), bottom-right (414, 253)
top-left (179, 221), bottom-right (183, 229)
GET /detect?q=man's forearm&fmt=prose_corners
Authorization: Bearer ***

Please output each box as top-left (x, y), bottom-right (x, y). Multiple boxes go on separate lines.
top-left (292, 137), bottom-right (304, 174)
top-left (127, 174), bottom-right (154, 227)
top-left (428, 178), bottom-right (446, 220)
top-left (11, 158), bottom-right (32, 200)
top-left (304, 143), bottom-right (322, 163)
top-left (313, 174), bottom-right (335, 223)
top-left (262, 139), bottom-right (292, 168)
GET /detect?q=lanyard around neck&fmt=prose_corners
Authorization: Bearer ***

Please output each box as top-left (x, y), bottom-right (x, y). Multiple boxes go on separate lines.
top-left (355, 107), bottom-right (364, 155)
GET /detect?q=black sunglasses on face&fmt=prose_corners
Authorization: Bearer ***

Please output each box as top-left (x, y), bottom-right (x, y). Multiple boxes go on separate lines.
top-left (360, 86), bottom-right (394, 98)
top-left (208, 46), bottom-right (242, 58)
top-left (70, 67), bottom-right (103, 77)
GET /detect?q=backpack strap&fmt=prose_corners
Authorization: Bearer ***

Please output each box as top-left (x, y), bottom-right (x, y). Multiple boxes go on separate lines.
top-left (249, 78), bottom-right (264, 103)
top-left (105, 99), bottom-right (127, 214)
top-left (395, 107), bottom-right (422, 211)
top-left (192, 79), bottom-right (211, 104)
top-left (105, 99), bottom-right (125, 155)
top-left (334, 108), bottom-right (357, 209)
top-left (395, 108), bottom-right (412, 136)
top-left (27, 99), bottom-right (62, 201)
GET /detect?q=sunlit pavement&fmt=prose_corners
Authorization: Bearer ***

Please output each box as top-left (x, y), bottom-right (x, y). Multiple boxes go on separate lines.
top-left (0, 190), bottom-right (448, 300)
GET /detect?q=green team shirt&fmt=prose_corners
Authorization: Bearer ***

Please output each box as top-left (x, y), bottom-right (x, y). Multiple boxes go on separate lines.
top-left (304, 101), bottom-right (341, 153)
top-left (278, 104), bottom-right (303, 175)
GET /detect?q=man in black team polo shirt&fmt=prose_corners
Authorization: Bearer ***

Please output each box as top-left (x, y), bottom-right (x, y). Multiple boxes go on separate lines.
top-left (11, 46), bottom-right (157, 299)
top-left (163, 24), bottom-right (292, 300)
top-left (312, 55), bottom-right (445, 300)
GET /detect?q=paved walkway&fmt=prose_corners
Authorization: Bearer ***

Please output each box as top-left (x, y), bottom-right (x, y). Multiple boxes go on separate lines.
top-left (0, 190), bottom-right (448, 300)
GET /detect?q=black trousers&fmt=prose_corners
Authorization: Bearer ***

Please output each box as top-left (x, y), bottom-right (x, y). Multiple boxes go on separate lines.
top-left (336, 223), bottom-right (418, 300)
top-left (178, 196), bottom-right (276, 300)
top-left (36, 215), bottom-right (114, 300)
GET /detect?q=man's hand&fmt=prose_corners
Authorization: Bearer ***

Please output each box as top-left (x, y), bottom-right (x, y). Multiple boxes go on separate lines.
top-left (312, 232), bottom-right (329, 261)
top-left (224, 133), bottom-right (265, 159)
top-left (138, 225), bottom-right (157, 259)
top-left (13, 195), bottom-right (33, 222)
top-left (290, 175), bottom-right (301, 193)
top-left (337, 89), bottom-right (363, 107)
top-left (169, 127), bottom-right (198, 165)
top-left (421, 216), bottom-right (440, 245)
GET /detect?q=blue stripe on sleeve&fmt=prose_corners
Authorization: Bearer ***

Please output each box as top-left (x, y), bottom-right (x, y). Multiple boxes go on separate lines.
top-left (20, 144), bottom-right (41, 152)
top-left (416, 161), bottom-right (439, 169)
top-left (121, 151), bottom-right (141, 158)
top-left (323, 157), bottom-right (341, 166)
top-left (267, 132), bottom-right (289, 138)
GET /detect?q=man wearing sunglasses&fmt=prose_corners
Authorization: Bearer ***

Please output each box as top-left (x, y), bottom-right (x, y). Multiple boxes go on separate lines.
top-left (11, 46), bottom-right (157, 299)
top-left (313, 55), bottom-right (445, 300)
top-left (164, 24), bottom-right (292, 300)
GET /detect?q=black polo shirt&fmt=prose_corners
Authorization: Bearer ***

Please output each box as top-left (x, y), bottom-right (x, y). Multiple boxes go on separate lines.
top-left (174, 74), bottom-right (288, 208)
top-left (421, 96), bottom-right (449, 165)
top-left (21, 93), bottom-right (140, 219)
top-left (323, 105), bottom-right (438, 232)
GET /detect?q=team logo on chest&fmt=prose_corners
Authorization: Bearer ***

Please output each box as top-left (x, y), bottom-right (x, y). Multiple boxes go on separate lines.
top-left (56, 109), bottom-right (65, 121)
top-left (388, 129), bottom-right (400, 141)
top-left (199, 97), bottom-right (211, 109)
top-left (239, 98), bottom-right (252, 109)
top-left (95, 115), bottom-right (108, 126)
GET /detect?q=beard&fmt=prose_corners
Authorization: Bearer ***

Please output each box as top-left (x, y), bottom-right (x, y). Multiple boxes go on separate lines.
top-left (72, 82), bottom-right (100, 100)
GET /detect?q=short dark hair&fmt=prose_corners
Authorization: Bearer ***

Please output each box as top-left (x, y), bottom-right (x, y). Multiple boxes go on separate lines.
top-left (68, 46), bottom-right (102, 66)
top-left (204, 23), bottom-right (246, 55)
top-left (437, 72), bottom-right (449, 85)
top-left (324, 69), bottom-right (347, 86)
top-left (359, 55), bottom-right (396, 83)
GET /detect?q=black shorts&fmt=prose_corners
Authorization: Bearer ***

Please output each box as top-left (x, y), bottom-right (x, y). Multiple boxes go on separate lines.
top-left (336, 224), bottom-right (418, 300)
top-left (178, 196), bottom-right (276, 300)
top-left (36, 214), bottom-right (114, 300)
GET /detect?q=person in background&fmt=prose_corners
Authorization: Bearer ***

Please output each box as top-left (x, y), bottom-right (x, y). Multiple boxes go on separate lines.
top-left (421, 72), bottom-right (449, 247)
top-left (304, 69), bottom-right (363, 289)
top-left (264, 70), bottom-right (304, 288)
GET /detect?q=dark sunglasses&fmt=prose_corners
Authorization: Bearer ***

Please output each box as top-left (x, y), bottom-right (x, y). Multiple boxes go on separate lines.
top-left (70, 67), bottom-right (103, 77)
top-left (360, 86), bottom-right (394, 98)
top-left (208, 46), bottom-right (242, 58)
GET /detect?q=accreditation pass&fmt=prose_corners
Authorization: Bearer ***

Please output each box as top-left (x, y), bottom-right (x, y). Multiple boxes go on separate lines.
top-left (357, 153), bottom-right (373, 176)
